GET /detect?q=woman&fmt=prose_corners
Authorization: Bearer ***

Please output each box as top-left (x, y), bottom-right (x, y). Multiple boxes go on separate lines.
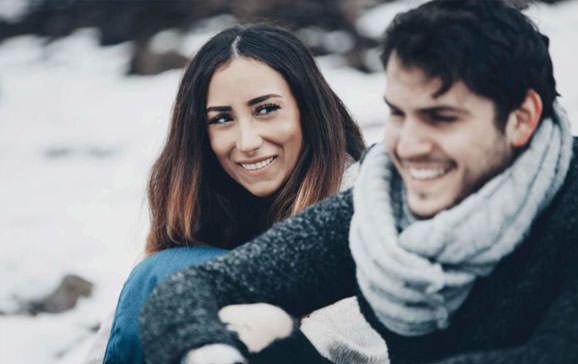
top-left (90, 24), bottom-right (387, 364)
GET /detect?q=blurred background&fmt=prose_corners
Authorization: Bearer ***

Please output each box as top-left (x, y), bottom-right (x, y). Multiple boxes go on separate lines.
top-left (0, 0), bottom-right (577, 362)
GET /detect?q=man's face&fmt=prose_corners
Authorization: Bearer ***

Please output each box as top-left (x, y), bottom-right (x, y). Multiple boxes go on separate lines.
top-left (384, 54), bottom-right (516, 217)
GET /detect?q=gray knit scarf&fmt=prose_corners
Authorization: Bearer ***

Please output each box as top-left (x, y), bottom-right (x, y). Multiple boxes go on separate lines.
top-left (349, 107), bottom-right (573, 337)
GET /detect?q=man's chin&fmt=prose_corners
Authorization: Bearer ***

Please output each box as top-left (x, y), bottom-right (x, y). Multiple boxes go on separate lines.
top-left (406, 193), bottom-right (454, 219)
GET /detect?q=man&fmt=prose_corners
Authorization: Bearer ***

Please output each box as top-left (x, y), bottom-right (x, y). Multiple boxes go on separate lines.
top-left (140, 1), bottom-right (578, 363)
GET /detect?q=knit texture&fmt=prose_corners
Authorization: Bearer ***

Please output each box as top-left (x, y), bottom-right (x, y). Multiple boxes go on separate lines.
top-left (349, 112), bottom-right (573, 336)
top-left (88, 159), bottom-right (384, 364)
top-left (300, 296), bottom-right (390, 364)
top-left (360, 139), bottom-right (578, 364)
top-left (140, 191), bottom-right (357, 364)
top-left (141, 139), bottom-right (578, 364)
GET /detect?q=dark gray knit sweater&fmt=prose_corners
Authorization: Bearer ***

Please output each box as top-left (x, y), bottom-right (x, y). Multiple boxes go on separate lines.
top-left (140, 139), bottom-right (578, 364)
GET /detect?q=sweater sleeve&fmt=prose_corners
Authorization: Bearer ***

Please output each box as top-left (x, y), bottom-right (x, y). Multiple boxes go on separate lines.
top-left (426, 262), bottom-right (578, 364)
top-left (139, 190), bottom-right (357, 364)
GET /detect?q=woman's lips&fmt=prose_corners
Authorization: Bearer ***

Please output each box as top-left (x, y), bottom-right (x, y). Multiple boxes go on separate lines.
top-left (239, 156), bottom-right (277, 171)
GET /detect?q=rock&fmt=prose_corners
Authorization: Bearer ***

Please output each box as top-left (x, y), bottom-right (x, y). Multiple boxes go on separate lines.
top-left (128, 38), bottom-right (190, 75)
top-left (5, 0), bottom-right (566, 74)
top-left (23, 274), bottom-right (94, 315)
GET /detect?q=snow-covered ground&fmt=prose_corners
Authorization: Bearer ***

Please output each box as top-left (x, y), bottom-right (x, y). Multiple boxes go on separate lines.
top-left (1, 1), bottom-right (577, 362)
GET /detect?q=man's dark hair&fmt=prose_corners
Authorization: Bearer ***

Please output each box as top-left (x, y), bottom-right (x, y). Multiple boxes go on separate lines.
top-left (381, 0), bottom-right (558, 125)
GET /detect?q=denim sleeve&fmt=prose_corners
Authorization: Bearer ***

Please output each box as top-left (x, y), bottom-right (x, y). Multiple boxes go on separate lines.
top-left (140, 190), bottom-right (357, 364)
top-left (104, 246), bottom-right (227, 364)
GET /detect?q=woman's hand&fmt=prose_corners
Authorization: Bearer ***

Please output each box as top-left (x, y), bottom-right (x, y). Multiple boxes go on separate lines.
top-left (182, 303), bottom-right (295, 364)
top-left (182, 343), bottom-right (247, 364)
top-left (219, 303), bottom-right (295, 353)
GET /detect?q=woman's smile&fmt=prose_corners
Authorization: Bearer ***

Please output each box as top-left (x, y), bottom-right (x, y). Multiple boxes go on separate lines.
top-left (207, 57), bottom-right (303, 197)
top-left (239, 156), bottom-right (278, 172)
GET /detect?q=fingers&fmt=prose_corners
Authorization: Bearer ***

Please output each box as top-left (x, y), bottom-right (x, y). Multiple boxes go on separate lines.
top-left (182, 343), bottom-right (247, 364)
top-left (219, 303), bottom-right (295, 353)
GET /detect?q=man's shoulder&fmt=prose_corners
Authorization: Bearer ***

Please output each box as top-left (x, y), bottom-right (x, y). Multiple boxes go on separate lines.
top-left (572, 136), bottom-right (578, 153)
top-left (537, 136), bottom-right (578, 230)
top-left (564, 137), bottom-right (578, 187)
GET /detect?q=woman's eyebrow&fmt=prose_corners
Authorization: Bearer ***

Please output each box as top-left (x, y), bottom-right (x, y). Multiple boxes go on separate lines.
top-left (206, 94), bottom-right (282, 112)
top-left (247, 94), bottom-right (282, 106)
top-left (206, 105), bottom-right (231, 113)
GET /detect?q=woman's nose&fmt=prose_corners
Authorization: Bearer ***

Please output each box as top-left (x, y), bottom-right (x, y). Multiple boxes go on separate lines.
top-left (235, 120), bottom-right (263, 153)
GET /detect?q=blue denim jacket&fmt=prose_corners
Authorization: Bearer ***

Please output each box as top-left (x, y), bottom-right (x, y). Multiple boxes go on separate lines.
top-left (104, 246), bottom-right (227, 364)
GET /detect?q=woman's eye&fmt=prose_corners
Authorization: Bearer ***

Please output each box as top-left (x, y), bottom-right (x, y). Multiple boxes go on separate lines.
top-left (208, 113), bottom-right (232, 125)
top-left (255, 103), bottom-right (281, 116)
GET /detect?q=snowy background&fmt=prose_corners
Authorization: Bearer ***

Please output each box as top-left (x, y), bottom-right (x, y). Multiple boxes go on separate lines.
top-left (1, 1), bottom-right (577, 362)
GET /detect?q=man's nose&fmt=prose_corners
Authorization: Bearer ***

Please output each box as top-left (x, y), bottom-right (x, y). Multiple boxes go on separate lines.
top-left (235, 119), bottom-right (263, 153)
top-left (396, 118), bottom-right (433, 158)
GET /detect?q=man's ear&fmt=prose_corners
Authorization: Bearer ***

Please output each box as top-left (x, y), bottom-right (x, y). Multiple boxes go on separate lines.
top-left (505, 89), bottom-right (543, 148)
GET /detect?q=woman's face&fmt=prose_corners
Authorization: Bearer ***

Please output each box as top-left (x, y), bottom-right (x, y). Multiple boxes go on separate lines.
top-left (206, 57), bottom-right (303, 197)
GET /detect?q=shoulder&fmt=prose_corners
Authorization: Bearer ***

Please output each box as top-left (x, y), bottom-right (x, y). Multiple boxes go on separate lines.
top-left (569, 137), bottom-right (578, 176)
top-left (553, 137), bottom-right (578, 207)
top-left (339, 145), bottom-right (381, 191)
top-left (293, 190), bottom-right (354, 226)
top-left (532, 136), bottom-right (578, 265)
top-left (340, 155), bottom-right (360, 191)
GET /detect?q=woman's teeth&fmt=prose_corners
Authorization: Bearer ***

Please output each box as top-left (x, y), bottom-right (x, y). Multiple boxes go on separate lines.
top-left (408, 167), bottom-right (449, 180)
top-left (241, 157), bottom-right (276, 171)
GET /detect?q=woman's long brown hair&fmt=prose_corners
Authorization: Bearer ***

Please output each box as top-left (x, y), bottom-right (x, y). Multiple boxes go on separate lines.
top-left (145, 24), bottom-right (365, 254)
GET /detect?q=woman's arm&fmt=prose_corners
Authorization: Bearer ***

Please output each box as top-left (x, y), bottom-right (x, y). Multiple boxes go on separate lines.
top-left (140, 190), bottom-right (357, 364)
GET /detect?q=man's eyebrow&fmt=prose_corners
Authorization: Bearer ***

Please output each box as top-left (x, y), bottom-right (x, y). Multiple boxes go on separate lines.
top-left (248, 94), bottom-right (282, 106)
top-left (383, 96), bottom-right (471, 116)
top-left (383, 97), bottom-right (401, 110)
top-left (419, 106), bottom-right (470, 115)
